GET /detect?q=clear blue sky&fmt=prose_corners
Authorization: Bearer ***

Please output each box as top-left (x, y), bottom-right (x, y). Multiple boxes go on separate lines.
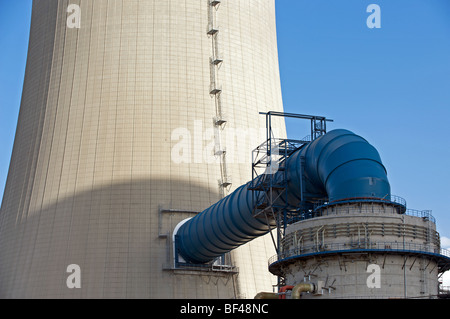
top-left (0, 0), bottom-right (449, 242)
top-left (276, 0), bottom-right (450, 241)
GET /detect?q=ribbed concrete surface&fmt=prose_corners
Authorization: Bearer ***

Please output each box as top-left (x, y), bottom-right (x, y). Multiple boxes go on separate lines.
top-left (0, 0), bottom-right (285, 298)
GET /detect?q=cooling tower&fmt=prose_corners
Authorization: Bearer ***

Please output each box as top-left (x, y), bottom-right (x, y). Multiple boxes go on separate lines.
top-left (0, 0), bottom-right (286, 298)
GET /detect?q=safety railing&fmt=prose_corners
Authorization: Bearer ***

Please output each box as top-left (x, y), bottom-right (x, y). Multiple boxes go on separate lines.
top-left (390, 195), bottom-right (407, 207)
top-left (269, 241), bottom-right (450, 266)
top-left (291, 196), bottom-right (436, 225)
top-left (405, 209), bottom-right (436, 224)
top-left (311, 195), bottom-right (406, 213)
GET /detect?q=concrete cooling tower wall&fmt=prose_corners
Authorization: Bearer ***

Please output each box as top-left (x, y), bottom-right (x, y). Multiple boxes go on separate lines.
top-left (0, 0), bottom-right (285, 299)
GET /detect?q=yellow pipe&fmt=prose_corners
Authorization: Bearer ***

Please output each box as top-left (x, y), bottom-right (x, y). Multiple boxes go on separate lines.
top-left (291, 283), bottom-right (315, 299)
top-left (254, 292), bottom-right (279, 299)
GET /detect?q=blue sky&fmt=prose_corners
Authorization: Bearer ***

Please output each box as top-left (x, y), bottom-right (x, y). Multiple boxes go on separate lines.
top-left (0, 0), bottom-right (449, 256)
top-left (0, 0), bottom-right (32, 205)
top-left (276, 0), bottom-right (450, 240)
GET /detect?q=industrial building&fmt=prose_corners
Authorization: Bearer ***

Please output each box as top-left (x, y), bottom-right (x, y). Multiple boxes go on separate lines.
top-left (0, 0), bottom-right (448, 299)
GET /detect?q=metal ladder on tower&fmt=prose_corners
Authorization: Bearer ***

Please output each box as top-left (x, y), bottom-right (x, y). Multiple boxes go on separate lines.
top-left (207, 0), bottom-right (231, 197)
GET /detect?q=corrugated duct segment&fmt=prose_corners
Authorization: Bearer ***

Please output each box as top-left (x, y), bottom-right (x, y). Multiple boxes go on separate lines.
top-left (176, 129), bottom-right (391, 264)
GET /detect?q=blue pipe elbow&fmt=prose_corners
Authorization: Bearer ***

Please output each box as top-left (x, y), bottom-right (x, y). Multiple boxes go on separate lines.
top-left (177, 129), bottom-right (391, 264)
top-left (289, 129), bottom-right (391, 202)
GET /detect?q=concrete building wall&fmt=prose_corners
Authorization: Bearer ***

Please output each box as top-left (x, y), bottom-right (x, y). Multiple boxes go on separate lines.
top-left (278, 203), bottom-right (441, 298)
top-left (0, 0), bottom-right (285, 298)
top-left (282, 204), bottom-right (440, 253)
top-left (283, 254), bottom-right (439, 299)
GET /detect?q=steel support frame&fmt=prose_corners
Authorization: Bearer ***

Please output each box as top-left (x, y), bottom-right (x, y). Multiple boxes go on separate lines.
top-left (250, 112), bottom-right (333, 250)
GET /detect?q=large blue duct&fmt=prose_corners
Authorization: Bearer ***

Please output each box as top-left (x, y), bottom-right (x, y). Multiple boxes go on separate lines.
top-left (176, 129), bottom-right (391, 264)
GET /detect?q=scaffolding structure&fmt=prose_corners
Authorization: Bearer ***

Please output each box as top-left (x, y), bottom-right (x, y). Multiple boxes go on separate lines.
top-left (249, 112), bottom-right (333, 254)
